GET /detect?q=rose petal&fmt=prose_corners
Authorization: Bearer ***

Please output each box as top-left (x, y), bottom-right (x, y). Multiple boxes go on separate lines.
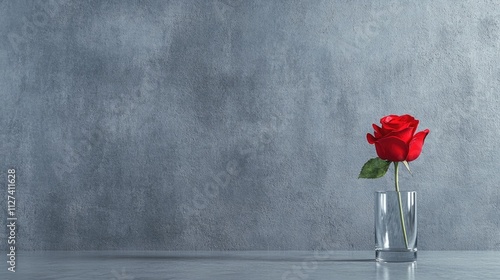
top-left (372, 124), bottom-right (383, 138)
top-left (374, 136), bottom-right (408, 162)
top-left (381, 114), bottom-right (414, 131)
top-left (380, 115), bottom-right (398, 124)
top-left (367, 133), bottom-right (377, 144)
top-left (400, 114), bottom-right (416, 123)
top-left (386, 126), bottom-right (415, 144)
top-left (406, 129), bottom-right (430, 162)
top-left (409, 119), bottom-right (419, 136)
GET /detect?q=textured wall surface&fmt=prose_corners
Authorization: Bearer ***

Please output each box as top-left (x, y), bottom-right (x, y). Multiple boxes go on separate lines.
top-left (1, 0), bottom-right (500, 251)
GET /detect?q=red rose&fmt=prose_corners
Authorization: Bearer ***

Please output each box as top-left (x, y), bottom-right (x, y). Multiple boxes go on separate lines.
top-left (366, 114), bottom-right (429, 162)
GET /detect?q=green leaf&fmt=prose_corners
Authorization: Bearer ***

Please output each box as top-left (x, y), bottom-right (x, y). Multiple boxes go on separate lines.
top-left (358, 157), bottom-right (391, 179)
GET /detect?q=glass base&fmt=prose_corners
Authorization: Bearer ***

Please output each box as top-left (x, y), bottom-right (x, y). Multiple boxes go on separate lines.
top-left (376, 249), bottom-right (417, 262)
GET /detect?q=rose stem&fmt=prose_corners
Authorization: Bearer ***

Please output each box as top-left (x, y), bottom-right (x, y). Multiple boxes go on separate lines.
top-left (394, 162), bottom-right (409, 249)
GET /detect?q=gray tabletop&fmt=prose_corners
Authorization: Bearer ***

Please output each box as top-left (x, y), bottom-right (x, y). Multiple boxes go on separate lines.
top-left (1, 251), bottom-right (499, 279)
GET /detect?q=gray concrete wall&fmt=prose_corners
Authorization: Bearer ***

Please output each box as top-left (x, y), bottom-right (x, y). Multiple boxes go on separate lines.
top-left (1, 0), bottom-right (499, 250)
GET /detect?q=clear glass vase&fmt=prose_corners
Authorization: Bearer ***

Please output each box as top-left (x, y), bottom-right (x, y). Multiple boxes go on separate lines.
top-left (375, 191), bottom-right (417, 262)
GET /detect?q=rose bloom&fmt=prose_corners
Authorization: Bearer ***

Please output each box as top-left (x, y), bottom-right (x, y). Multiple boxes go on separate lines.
top-left (367, 114), bottom-right (429, 162)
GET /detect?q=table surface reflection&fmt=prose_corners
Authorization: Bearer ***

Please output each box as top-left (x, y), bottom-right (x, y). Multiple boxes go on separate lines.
top-left (1, 251), bottom-right (499, 279)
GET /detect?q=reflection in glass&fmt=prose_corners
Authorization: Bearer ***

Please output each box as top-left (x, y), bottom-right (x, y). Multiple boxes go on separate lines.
top-left (376, 262), bottom-right (416, 280)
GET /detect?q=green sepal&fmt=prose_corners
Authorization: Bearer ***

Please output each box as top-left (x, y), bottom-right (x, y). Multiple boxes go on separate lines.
top-left (358, 157), bottom-right (391, 179)
top-left (402, 160), bottom-right (412, 175)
